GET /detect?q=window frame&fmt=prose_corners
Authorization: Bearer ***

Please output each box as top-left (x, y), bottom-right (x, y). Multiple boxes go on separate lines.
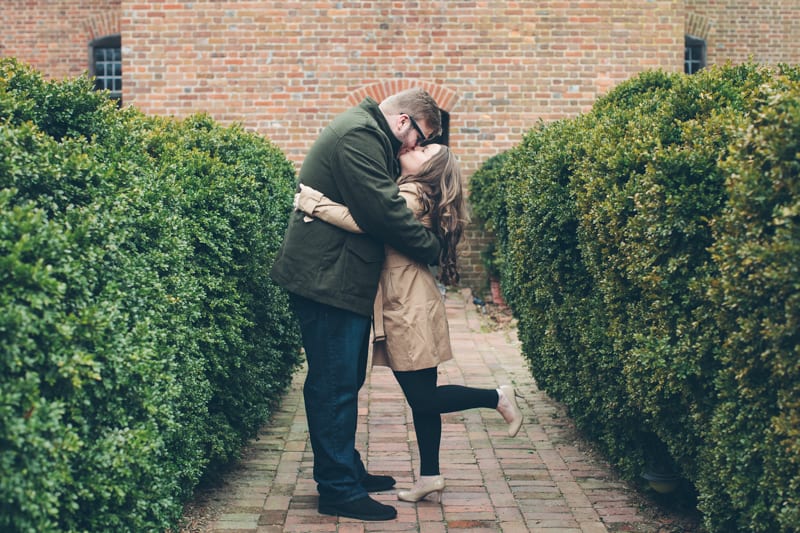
top-left (89, 34), bottom-right (122, 104)
top-left (685, 35), bottom-right (706, 75)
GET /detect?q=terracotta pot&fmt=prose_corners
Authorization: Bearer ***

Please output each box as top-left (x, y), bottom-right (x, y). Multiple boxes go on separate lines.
top-left (490, 278), bottom-right (505, 306)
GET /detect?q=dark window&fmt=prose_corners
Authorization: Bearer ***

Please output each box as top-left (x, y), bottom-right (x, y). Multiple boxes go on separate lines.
top-left (90, 35), bottom-right (122, 104)
top-left (685, 35), bottom-right (706, 75)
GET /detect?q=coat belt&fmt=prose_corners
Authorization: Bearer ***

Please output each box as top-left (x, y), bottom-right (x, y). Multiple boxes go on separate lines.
top-left (372, 286), bottom-right (386, 342)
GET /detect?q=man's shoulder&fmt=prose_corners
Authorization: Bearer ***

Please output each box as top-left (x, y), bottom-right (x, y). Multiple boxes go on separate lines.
top-left (329, 100), bottom-right (381, 136)
top-left (325, 108), bottom-right (392, 164)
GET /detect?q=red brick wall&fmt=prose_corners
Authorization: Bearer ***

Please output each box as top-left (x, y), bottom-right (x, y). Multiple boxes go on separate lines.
top-left (116, 1), bottom-right (684, 161)
top-left (686, 0), bottom-right (800, 66)
top-left (0, 0), bottom-right (121, 78)
top-left (122, 0), bottom-right (685, 289)
top-left (2, 1), bottom-right (799, 288)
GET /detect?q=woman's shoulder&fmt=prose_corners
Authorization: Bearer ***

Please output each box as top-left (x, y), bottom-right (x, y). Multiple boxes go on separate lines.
top-left (398, 181), bottom-right (422, 194)
top-left (397, 182), bottom-right (423, 210)
top-left (396, 181), bottom-right (430, 224)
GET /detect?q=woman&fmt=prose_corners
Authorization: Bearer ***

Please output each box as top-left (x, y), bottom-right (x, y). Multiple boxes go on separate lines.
top-left (294, 143), bottom-right (523, 503)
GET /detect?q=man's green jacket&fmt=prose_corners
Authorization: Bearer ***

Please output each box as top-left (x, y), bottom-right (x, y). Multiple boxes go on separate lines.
top-left (270, 98), bottom-right (441, 316)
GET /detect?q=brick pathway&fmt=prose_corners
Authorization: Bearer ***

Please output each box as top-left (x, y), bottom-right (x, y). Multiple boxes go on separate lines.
top-left (199, 289), bottom-right (683, 532)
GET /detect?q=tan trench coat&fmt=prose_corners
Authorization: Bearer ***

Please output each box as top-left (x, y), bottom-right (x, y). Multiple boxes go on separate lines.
top-left (296, 182), bottom-right (453, 371)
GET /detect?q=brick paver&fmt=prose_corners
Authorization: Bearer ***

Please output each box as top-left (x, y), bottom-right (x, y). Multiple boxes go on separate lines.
top-left (197, 289), bottom-right (684, 532)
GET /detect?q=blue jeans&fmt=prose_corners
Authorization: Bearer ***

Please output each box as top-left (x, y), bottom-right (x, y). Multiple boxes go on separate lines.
top-left (289, 293), bottom-right (370, 505)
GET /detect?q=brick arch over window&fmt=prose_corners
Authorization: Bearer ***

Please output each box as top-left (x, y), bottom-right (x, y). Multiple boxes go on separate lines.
top-left (82, 12), bottom-right (121, 43)
top-left (347, 80), bottom-right (459, 113)
top-left (686, 12), bottom-right (712, 41)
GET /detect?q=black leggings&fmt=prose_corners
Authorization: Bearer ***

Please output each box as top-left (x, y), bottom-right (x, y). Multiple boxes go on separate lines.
top-left (392, 367), bottom-right (499, 476)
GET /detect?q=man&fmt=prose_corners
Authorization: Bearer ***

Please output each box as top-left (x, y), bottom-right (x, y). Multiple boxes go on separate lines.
top-left (271, 88), bottom-right (442, 521)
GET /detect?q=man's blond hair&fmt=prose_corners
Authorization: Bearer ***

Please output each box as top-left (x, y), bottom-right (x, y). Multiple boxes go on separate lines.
top-left (381, 88), bottom-right (442, 140)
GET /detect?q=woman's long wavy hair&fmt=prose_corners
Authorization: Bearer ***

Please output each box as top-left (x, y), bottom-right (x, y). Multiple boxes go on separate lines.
top-left (397, 145), bottom-right (469, 286)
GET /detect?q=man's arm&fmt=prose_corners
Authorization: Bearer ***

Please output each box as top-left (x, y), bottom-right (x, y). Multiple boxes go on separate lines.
top-left (331, 129), bottom-right (440, 264)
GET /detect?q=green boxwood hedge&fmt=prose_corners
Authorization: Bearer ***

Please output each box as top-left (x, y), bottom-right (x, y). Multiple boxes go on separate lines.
top-left (470, 151), bottom-right (510, 279)
top-left (470, 63), bottom-right (800, 532)
top-left (702, 77), bottom-right (800, 532)
top-left (0, 59), bottom-right (301, 532)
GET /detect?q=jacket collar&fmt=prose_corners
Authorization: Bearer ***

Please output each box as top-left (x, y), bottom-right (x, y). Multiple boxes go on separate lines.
top-left (360, 97), bottom-right (402, 157)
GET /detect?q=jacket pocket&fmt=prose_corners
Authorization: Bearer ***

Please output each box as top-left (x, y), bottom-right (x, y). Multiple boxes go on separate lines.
top-left (341, 237), bottom-right (383, 300)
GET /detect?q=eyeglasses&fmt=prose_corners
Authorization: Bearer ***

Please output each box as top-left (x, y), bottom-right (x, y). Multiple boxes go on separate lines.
top-left (406, 114), bottom-right (431, 144)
